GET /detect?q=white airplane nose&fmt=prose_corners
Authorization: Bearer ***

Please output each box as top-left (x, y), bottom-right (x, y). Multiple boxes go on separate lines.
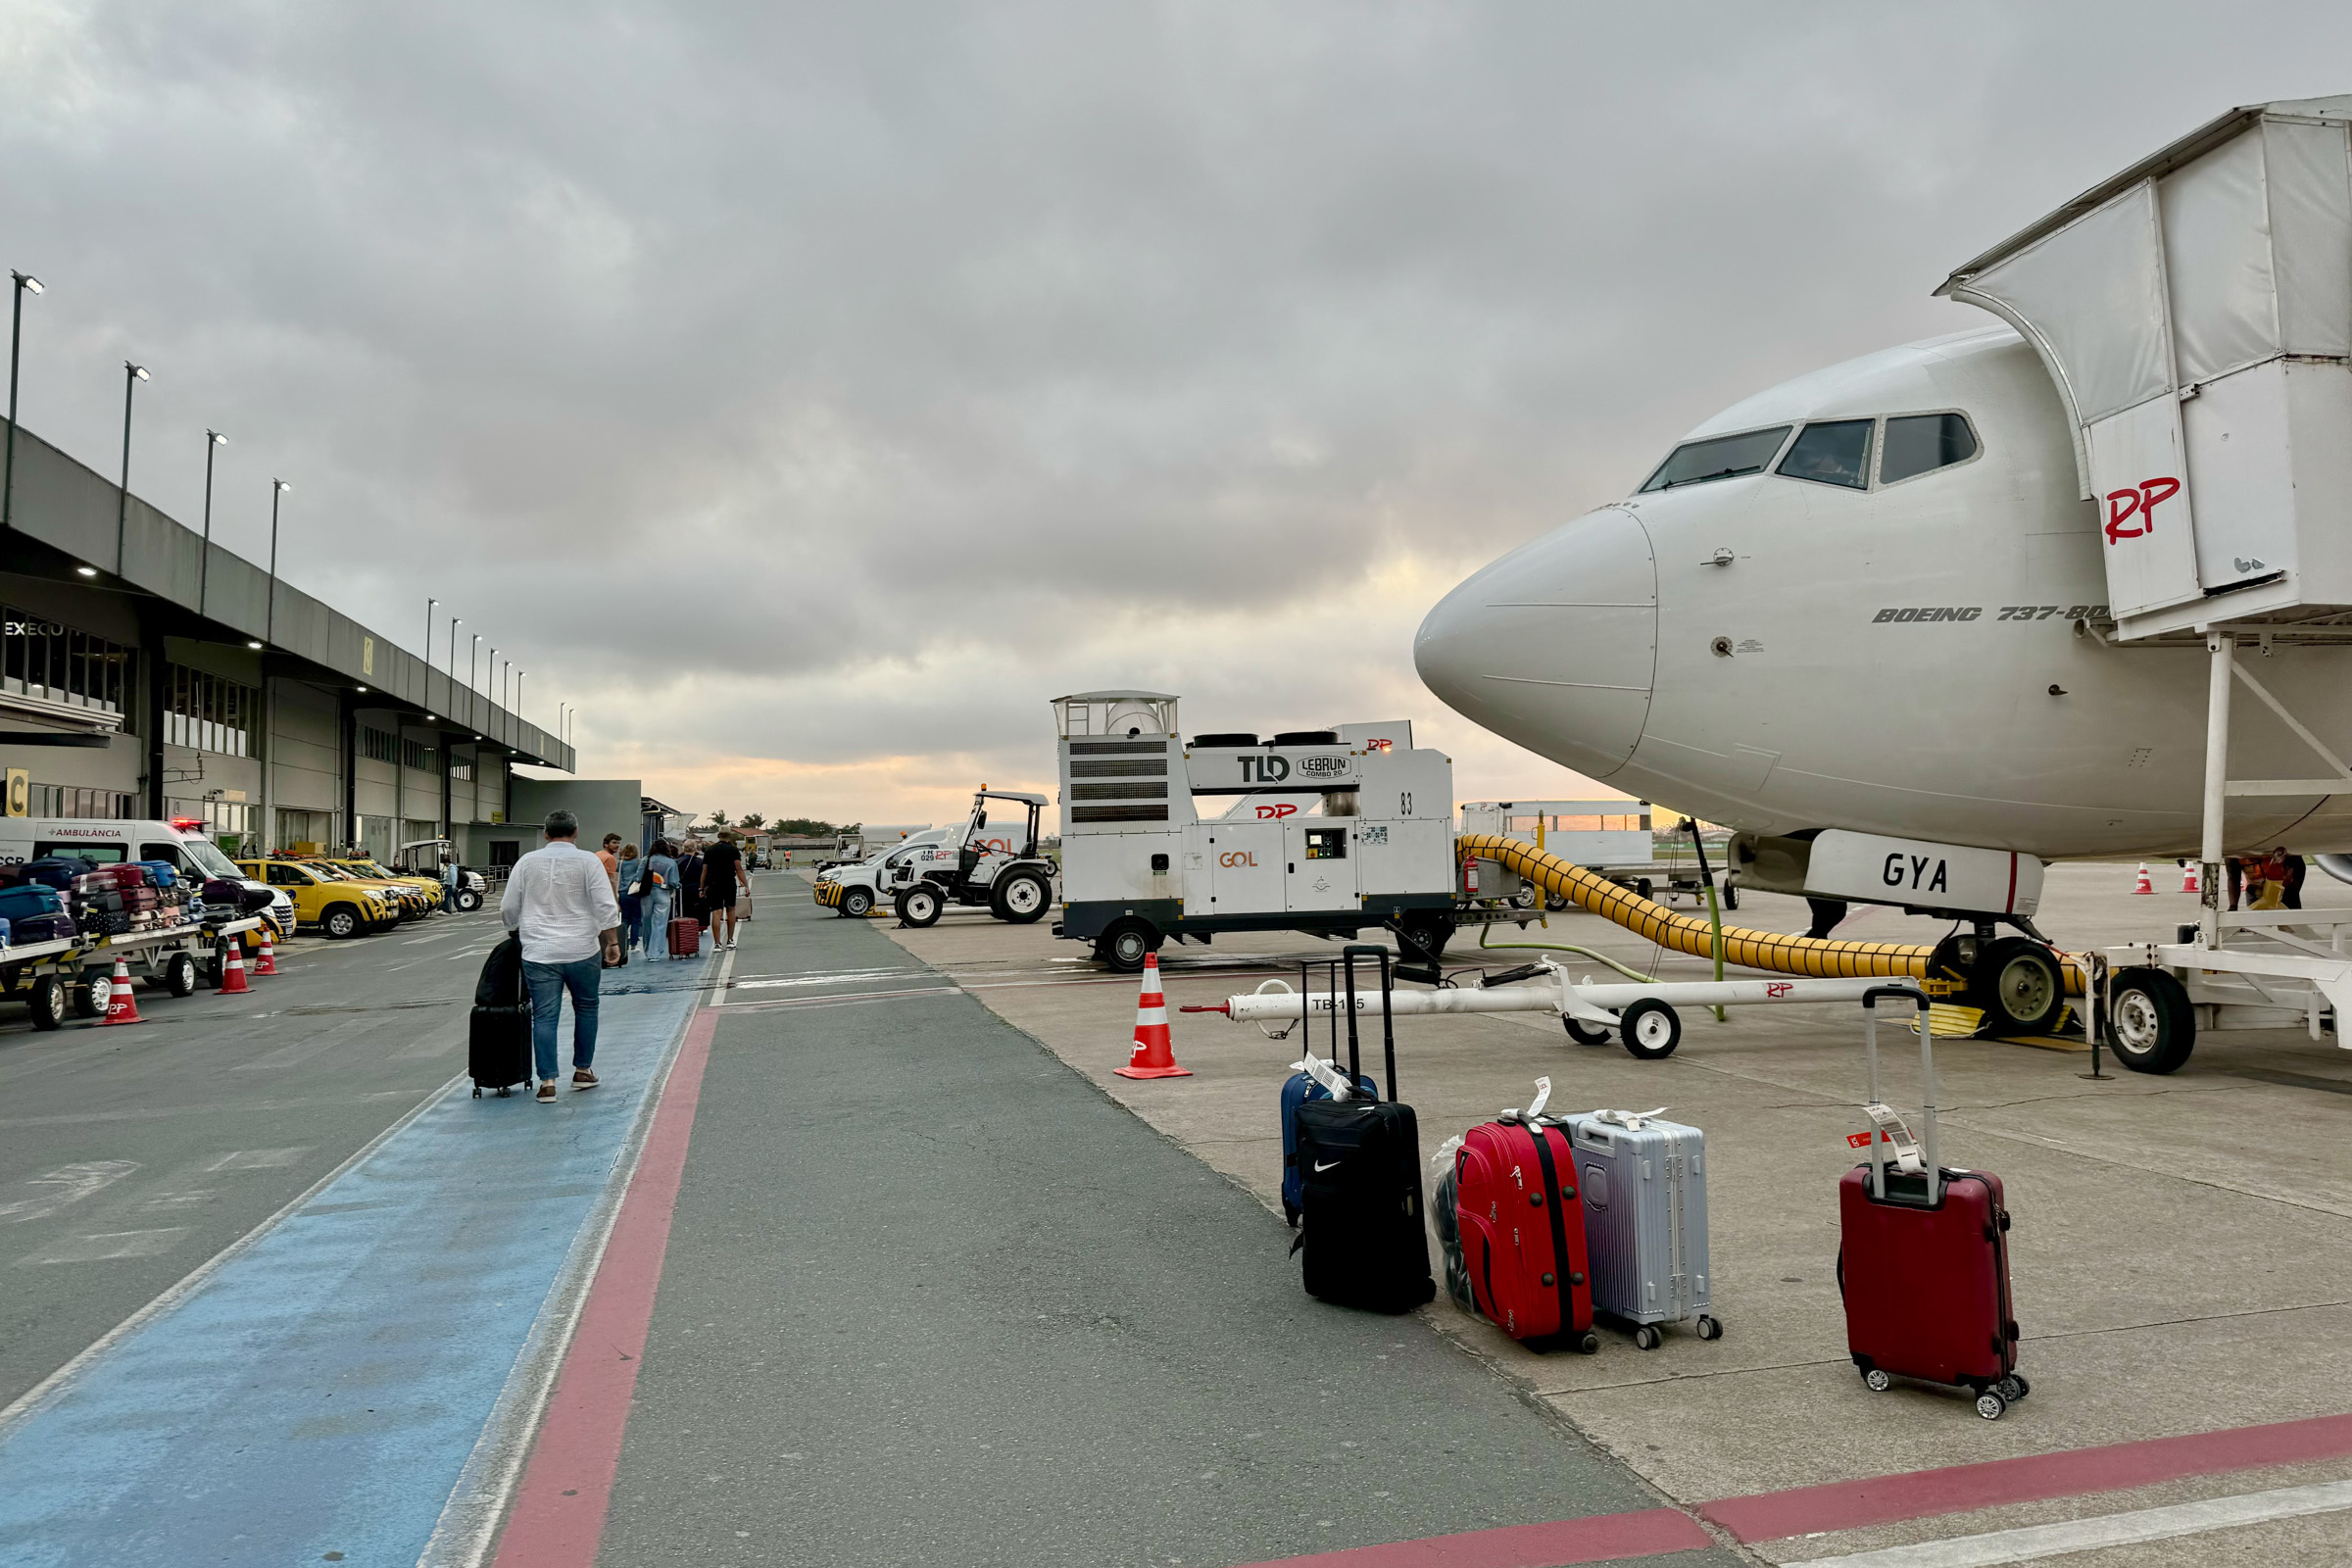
top-left (1415, 505), bottom-right (1658, 779)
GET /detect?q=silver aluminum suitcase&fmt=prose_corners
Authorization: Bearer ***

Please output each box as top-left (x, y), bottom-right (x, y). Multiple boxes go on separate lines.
top-left (1561, 1109), bottom-right (1721, 1348)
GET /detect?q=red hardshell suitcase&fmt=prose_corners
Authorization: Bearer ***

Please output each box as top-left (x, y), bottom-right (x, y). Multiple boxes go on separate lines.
top-left (1838, 986), bottom-right (2026, 1419)
top-left (1454, 1081), bottom-right (1598, 1354)
top-left (666, 917), bottom-right (702, 958)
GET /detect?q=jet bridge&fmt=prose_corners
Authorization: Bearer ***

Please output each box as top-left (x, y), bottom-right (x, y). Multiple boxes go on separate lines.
top-left (1939, 94), bottom-right (2352, 642)
top-left (1942, 96), bottom-right (2352, 1069)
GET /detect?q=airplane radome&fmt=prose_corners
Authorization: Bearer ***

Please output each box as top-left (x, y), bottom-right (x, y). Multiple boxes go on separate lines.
top-left (1414, 322), bottom-right (2352, 869)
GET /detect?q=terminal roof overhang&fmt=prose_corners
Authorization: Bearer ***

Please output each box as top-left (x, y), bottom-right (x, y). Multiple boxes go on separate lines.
top-left (2, 418), bottom-right (571, 769)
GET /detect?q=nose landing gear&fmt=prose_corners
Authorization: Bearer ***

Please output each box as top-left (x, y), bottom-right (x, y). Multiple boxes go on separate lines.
top-left (1928, 929), bottom-right (2067, 1038)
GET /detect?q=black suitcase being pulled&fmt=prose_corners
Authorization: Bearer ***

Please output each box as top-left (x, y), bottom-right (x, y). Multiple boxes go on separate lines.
top-left (1292, 947), bottom-right (1437, 1314)
top-left (469, 934), bottom-right (532, 1097)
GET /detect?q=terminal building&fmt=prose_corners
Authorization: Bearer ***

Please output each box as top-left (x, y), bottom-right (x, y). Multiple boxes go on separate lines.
top-left (2, 416), bottom-right (572, 863)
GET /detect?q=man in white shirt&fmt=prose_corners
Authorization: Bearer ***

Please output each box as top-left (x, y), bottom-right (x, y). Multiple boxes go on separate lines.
top-left (500, 808), bottom-right (623, 1102)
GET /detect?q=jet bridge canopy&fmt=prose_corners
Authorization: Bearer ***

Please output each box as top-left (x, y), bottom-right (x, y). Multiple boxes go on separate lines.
top-left (1937, 95), bottom-right (2352, 641)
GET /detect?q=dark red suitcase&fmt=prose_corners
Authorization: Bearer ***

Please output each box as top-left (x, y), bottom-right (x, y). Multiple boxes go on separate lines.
top-left (1838, 986), bottom-right (2026, 1418)
top-left (1454, 1087), bottom-right (1597, 1353)
top-left (666, 916), bottom-right (702, 957)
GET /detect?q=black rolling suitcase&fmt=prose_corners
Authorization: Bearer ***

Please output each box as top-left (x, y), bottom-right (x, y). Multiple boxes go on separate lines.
top-left (469, 934), bottom-right (532, 1097)
top-left (1292, 946), bottom-right (1437, 1313)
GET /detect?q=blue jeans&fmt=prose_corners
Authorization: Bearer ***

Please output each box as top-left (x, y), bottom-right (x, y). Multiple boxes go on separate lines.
top-left (644, 889), bottom-right (675, 956)
top-left (522, 956), bottom-right (601, 1082)
top-left (618, 894), bottom-right (644, 950)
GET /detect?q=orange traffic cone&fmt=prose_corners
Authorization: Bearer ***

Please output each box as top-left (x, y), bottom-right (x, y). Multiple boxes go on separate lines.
top-left (102, 956), bottom-right (142, 1024)
top-left (2132, 864), bottom-right (2154, 895)
top-left (218, 939), bottom-right (251, 995)
top-left (2181, 862), bottom-right (2201, 895)
top-left (1113, 952), bottom-right (1191, 1080)
top-left (254, 930), bottom-right (278, 976)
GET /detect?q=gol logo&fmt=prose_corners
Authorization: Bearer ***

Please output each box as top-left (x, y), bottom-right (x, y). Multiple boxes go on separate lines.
top-left (1254, 802), bottom-right (1298, 819)
top-left (1218, 850), bottom-right (1259, 868)
top-left (2105, 476), bottom-right (2181, 545)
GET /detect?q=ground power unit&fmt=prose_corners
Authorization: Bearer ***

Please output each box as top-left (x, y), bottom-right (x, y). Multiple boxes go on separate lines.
top-left (1050, 692), bottom-right (1457, 971)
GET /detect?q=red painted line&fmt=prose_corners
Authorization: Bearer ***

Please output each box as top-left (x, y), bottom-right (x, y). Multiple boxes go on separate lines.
top-left (1221, 1508), bottom-right (1711, 1568)
top-left (489, 1005), bottom-right (720, 1567)
top-left (1701, 1410), bottom-right (2352, 1542)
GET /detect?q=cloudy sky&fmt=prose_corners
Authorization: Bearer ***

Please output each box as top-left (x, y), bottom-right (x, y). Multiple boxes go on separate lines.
top-left (5, 2), bottom-right (2346, 829)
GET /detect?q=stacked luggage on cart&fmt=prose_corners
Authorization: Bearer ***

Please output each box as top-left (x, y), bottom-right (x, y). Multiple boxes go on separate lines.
top-left (65, 861), bottom-right (196, 938)
top-left (0, 867), bottom-right (81, 946)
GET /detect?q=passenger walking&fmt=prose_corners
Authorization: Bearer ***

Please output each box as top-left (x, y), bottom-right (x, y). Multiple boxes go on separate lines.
top-left (643, 839), bottom-right (681, 957)
top-left (500, 809), bottom-right (622, 1102)
top-left (616, 843), bottom-right (645, 953)
top-left (440, 853), bottom-right (462, 913)
top-left (703, 829), bottom-right (750, 950)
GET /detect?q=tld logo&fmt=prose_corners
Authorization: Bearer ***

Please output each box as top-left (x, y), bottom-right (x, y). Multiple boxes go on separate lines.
top-left (2105, 476), bottom-right (2181, 544)
top-left (1238, 755), bottom-right (1291, 783)
top-left (1254, 803), bottom-right (1298, 820)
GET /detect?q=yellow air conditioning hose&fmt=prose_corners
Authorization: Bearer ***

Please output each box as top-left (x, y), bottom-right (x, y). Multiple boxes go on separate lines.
top-left (1453, 834), bottom-right (2084, 994)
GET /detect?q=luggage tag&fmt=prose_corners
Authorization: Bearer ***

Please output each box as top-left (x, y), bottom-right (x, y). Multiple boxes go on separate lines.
top-left (1298, 1053), bottom-right (1356, 1102)
top-left (1592, 1106), bottom-right (1671, 1131)
top-left (1850, 1102), bottom-right (1925, 1172)
top-left (1498, 1075), bottom-right (1553, 1126)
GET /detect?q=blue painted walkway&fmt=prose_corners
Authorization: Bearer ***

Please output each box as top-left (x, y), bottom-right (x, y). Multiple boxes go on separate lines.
top-left (0, 971), bottom-right (707, 1568)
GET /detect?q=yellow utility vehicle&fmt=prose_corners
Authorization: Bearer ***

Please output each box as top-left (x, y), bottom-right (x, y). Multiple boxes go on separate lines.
top-left (234, 858), bottom-right (399, 940)
top-left (322, 857), bottom-right (446, 916)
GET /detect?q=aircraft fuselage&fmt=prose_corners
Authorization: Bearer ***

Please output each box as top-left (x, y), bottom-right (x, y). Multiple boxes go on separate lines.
top-left (1416, 325), bottom-right (2352, 861)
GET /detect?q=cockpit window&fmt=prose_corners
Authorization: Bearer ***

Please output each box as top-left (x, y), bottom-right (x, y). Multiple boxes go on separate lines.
top-left (1637, 426), bottom-right (1791, 493)
top-left (1777, 419), bottom-right (1874, 489)
top-left (1881, 413), bottom-right (1979, 485)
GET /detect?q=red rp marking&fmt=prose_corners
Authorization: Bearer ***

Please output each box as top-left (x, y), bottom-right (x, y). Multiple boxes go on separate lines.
top-left (1255, 802), bottom-right (1298, 819)
top-left (1766, 981), bottom-right (1792, 998)
top-left (2105, 475), bottom-right (2180, 545)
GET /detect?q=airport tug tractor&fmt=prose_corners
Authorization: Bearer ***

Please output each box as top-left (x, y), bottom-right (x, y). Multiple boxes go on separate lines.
top-left (889, 789), bottom-right (1058, 928)
top-left (1049, 691), bottom-right (1460, 974)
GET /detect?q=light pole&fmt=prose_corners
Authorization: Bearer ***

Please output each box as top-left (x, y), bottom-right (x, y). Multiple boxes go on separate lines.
top-left (469, 634), bottom-right (481, 729)
top-left (447, 616), bottom-right (461, 727)
top-left (424, 598), bottom-right (437, 707)
top-left (4, 270), bottom-right (41, 531)
top-left (515, 670), bottom-right (525, 730)
top-left (199, 430), bottom-right (226, 614)
top-left (116, 362), bottom-right (149, 573)
top-left (265, 478), bottom-right (291, 645)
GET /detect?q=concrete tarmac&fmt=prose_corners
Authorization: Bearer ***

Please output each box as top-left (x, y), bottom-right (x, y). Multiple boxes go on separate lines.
top-left (883, 862), bottom-right (2352, 1565)
top-left (598, 890), bottom-right (1740, 1567)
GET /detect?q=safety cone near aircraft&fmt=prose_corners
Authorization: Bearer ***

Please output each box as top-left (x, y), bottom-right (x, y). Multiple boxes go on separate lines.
top-left (2133, 865), bottom-right (2154, 895)
top-left (254, 930), bottom-right (278, 976)
top-left (2182, 863), bottom-right (2201, 895)
top-left (1113, 952), bottom-right (1191, 1080)
top-left (218, 939), bottom-right (251, 995)
top-left (102, 957), bottom-right (141, 1024)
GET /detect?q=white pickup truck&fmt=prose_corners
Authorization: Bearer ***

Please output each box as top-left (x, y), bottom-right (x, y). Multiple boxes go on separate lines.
top-left (811, 828), bottom-right (959, 917)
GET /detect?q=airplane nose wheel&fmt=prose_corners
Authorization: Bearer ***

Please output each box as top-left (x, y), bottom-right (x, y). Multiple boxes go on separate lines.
top-left (1931, 933), bottom-right (2066, 1038)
